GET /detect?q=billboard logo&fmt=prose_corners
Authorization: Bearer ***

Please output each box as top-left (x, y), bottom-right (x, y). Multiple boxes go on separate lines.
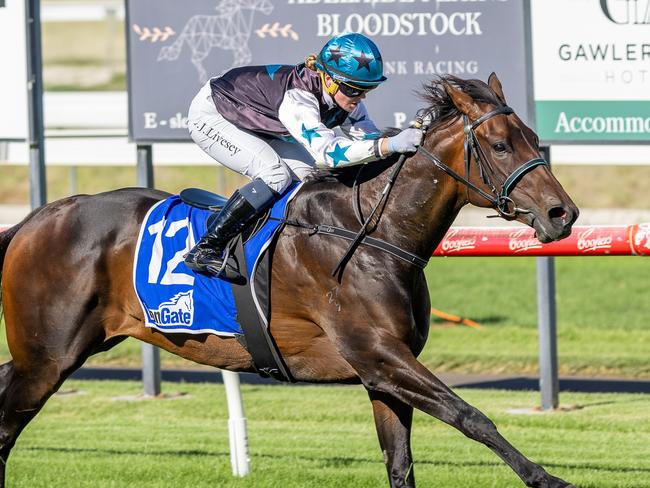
top-left (508, 229), bottom-right (543, 253)
top-left (632, 223), bottom-right (650, 255)
top-left (600, 0), bottom-right (650, 25)
top-left (156, 0), bottom-right (275, 84)
top-left (577, 228), bottom-right (613, 253)
top-left (440, 228), bottom-right (477, 253)
top-left (133, 25), bottom-right (176, 43)
top-left (256, 22), bottom-right (299, 40)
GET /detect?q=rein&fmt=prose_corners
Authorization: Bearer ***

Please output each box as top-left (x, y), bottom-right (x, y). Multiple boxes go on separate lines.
top-left (281, 104), bottom-right (549, 280)
top-left (328, 109), bottom-right (436, 279)
top-left (418, 105), bottom-right (548, 218)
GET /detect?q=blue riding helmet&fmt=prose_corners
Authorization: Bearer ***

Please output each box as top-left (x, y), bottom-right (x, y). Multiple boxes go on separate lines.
top-left (315, 33), bottom-right (387, 88)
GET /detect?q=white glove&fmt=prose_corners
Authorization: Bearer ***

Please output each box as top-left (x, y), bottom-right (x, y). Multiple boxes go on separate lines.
top-left (386, 128), bottom-right (423, 154)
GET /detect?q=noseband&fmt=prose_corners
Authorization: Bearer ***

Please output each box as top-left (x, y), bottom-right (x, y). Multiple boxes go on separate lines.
top-left (418, 105), bottom-right (548, 217)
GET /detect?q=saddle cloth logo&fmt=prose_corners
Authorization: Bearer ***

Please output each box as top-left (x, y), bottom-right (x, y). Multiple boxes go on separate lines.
top-left (146, 290), bottom-right (194, 327)
top-left (132, 184), bottom-right (301, 336)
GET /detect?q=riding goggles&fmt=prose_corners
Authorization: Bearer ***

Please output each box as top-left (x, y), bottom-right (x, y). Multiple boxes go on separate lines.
top-left (337, 81), bottom-right (373, 98)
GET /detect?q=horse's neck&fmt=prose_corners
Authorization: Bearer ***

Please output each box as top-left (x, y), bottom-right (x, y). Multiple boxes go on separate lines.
top-left (292, 125), bottom-right (466, 263)
top-left (368, 125), bottom-right (467, 259)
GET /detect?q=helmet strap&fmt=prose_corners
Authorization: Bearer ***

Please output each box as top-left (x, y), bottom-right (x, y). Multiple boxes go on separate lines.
top-left (320, 71), bottom-right (339, 96)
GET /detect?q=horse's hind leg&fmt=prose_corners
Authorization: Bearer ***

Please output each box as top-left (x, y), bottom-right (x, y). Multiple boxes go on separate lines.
top-left (0, 330), bottom-right (108, 488)
top-left (0, 298), bottom-right (110, 486)
top-left (368, 390), bottom-right (415, 488)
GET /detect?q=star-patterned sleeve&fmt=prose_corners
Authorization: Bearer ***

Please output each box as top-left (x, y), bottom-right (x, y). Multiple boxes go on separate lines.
top-left (278, 89), bottom-right (381, 168)
top-left (337, 103), bottom-right (382, 141)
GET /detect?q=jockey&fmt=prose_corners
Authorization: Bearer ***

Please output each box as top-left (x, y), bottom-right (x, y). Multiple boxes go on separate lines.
top-left (185, 33), bottom-right (423, 276)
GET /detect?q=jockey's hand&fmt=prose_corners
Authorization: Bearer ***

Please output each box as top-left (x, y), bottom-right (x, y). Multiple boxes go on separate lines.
top-left (386, 128), bottom-right (423, 154)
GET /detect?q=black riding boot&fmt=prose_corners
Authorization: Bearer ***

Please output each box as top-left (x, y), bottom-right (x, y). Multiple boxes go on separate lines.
top-left (185, 179), bottom-right (278, 275)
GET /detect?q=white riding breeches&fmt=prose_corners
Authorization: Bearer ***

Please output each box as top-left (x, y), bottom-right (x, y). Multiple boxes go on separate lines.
top-left (188, 81), bottom-right (316, 193)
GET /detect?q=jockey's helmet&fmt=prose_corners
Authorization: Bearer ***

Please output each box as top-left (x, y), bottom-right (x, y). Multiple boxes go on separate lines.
top-left (315, 33), bottom-right (387, 93)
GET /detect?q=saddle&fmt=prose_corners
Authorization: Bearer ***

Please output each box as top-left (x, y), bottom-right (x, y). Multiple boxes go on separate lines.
top-left (179, 187), bottom-right (228, 212)
top-left (179, 187), bottom-right (294, 383)
top-left (179, 187), bottom-right (270, 283)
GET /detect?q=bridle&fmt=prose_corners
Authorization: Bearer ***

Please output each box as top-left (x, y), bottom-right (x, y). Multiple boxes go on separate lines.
top-left (282, 103), bottom-right (551, 279)
top-left (417, 105), bottom-right (548, 218)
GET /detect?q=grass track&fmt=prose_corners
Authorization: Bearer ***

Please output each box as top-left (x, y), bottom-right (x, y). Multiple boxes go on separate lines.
top-left (421, 255), bottom-right (650, 377)
top-left (9, 381), bottom-right (650, 487)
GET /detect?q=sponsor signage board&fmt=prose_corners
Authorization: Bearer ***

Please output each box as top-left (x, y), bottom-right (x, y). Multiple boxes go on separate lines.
top-left (126, 0), bottom-right (533, 142)
top-left (0, 0), bottom-right (28, 140)
top-left (531, 0), bottom-right (650, 144)
top-left (433, 224), bottom-right (650, 256)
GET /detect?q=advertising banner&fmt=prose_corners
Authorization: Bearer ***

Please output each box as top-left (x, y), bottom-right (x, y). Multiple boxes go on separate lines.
top-left (0, 0), bottom-right (28, 141)
top-left (127, 0), bottom-right (533, 142)
top-left (532, 0), bottom-right (650, 143)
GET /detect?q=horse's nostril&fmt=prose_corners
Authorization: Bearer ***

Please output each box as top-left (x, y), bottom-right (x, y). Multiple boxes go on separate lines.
top-left (548, 206), bottom-right (568, 221)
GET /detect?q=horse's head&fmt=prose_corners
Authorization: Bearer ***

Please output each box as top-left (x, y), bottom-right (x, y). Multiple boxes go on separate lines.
top-left (420, 73), bottom-right (578, 243)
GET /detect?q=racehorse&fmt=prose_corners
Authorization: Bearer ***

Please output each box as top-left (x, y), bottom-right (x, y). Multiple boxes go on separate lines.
top-left (158, 0), bottom-right (274, 84)
top-left (0, 74), bottom-right (578, 487)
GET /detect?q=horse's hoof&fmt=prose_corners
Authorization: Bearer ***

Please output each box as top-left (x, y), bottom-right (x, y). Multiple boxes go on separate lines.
top-left (550, 478), bottom-right (575, 488)
top-left (529, 473), bottom-right (575, 488)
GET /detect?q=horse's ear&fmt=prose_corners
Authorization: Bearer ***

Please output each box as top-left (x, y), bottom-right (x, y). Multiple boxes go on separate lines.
top-left (488, 72), bottom-right (507, 104)
top-left (444, 82), bottom-right (482, 119)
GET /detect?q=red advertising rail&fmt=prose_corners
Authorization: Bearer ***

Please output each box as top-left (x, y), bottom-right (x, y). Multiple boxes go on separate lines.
top-left (2, 223), bottom-right (649, 257)
top-left (434, 223), bottom-right (650, 257)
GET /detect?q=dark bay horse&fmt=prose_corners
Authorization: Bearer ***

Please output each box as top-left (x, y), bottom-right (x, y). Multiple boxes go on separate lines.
top-left (0, 74), bottom-right (578, 487)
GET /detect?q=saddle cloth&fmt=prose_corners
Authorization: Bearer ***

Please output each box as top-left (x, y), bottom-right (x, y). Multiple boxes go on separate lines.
top-left (132, 183), bottom-right (301, 336)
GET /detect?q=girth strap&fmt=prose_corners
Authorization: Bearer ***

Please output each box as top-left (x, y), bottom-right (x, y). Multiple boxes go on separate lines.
top-left (230, 235), bottom-right (294, 382)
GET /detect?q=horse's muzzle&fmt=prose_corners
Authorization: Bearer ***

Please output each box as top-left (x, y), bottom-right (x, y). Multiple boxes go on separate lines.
top-left (532, 202), bottom-right (579, 243)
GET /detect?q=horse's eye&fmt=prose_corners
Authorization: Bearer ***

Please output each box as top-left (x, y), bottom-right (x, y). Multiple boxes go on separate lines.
top-left (492, 142), bottom-right (507, 153)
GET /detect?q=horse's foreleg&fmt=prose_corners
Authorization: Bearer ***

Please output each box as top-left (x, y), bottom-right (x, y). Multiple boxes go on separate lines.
top-left (368, 390), bottom-right (415, 488)
top-left (342, 337), bottom-right (573, 488)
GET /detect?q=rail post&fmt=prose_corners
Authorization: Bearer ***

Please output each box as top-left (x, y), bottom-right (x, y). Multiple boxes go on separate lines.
top-left (137, 144), bottom-right (161, 397)
top-left (536, 145), bottom-right (559, 410)
top-left (222, 370), bottom-right (250, 476)
top-left (25, 0), bottom-right (46, 209)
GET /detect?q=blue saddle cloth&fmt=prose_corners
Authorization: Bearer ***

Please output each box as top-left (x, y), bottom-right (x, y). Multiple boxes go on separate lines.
top-left (133, 183), bottom-right (301, 336)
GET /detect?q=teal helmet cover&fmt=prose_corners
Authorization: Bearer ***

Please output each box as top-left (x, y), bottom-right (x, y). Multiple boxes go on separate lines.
top-left (315, 33), bottom-right (387, 88)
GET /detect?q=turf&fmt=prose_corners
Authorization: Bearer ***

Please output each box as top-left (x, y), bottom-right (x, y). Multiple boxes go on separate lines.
top-left (8, 381), bottom-right (650, 487)
top-left (421, 255), bottom-right (650, 378)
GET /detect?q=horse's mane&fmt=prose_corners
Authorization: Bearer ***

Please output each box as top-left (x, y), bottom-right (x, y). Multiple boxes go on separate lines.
top-left (420, 74), bottom-right (505, 129)
top-left (309, 75), bottom-right (503, 184)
